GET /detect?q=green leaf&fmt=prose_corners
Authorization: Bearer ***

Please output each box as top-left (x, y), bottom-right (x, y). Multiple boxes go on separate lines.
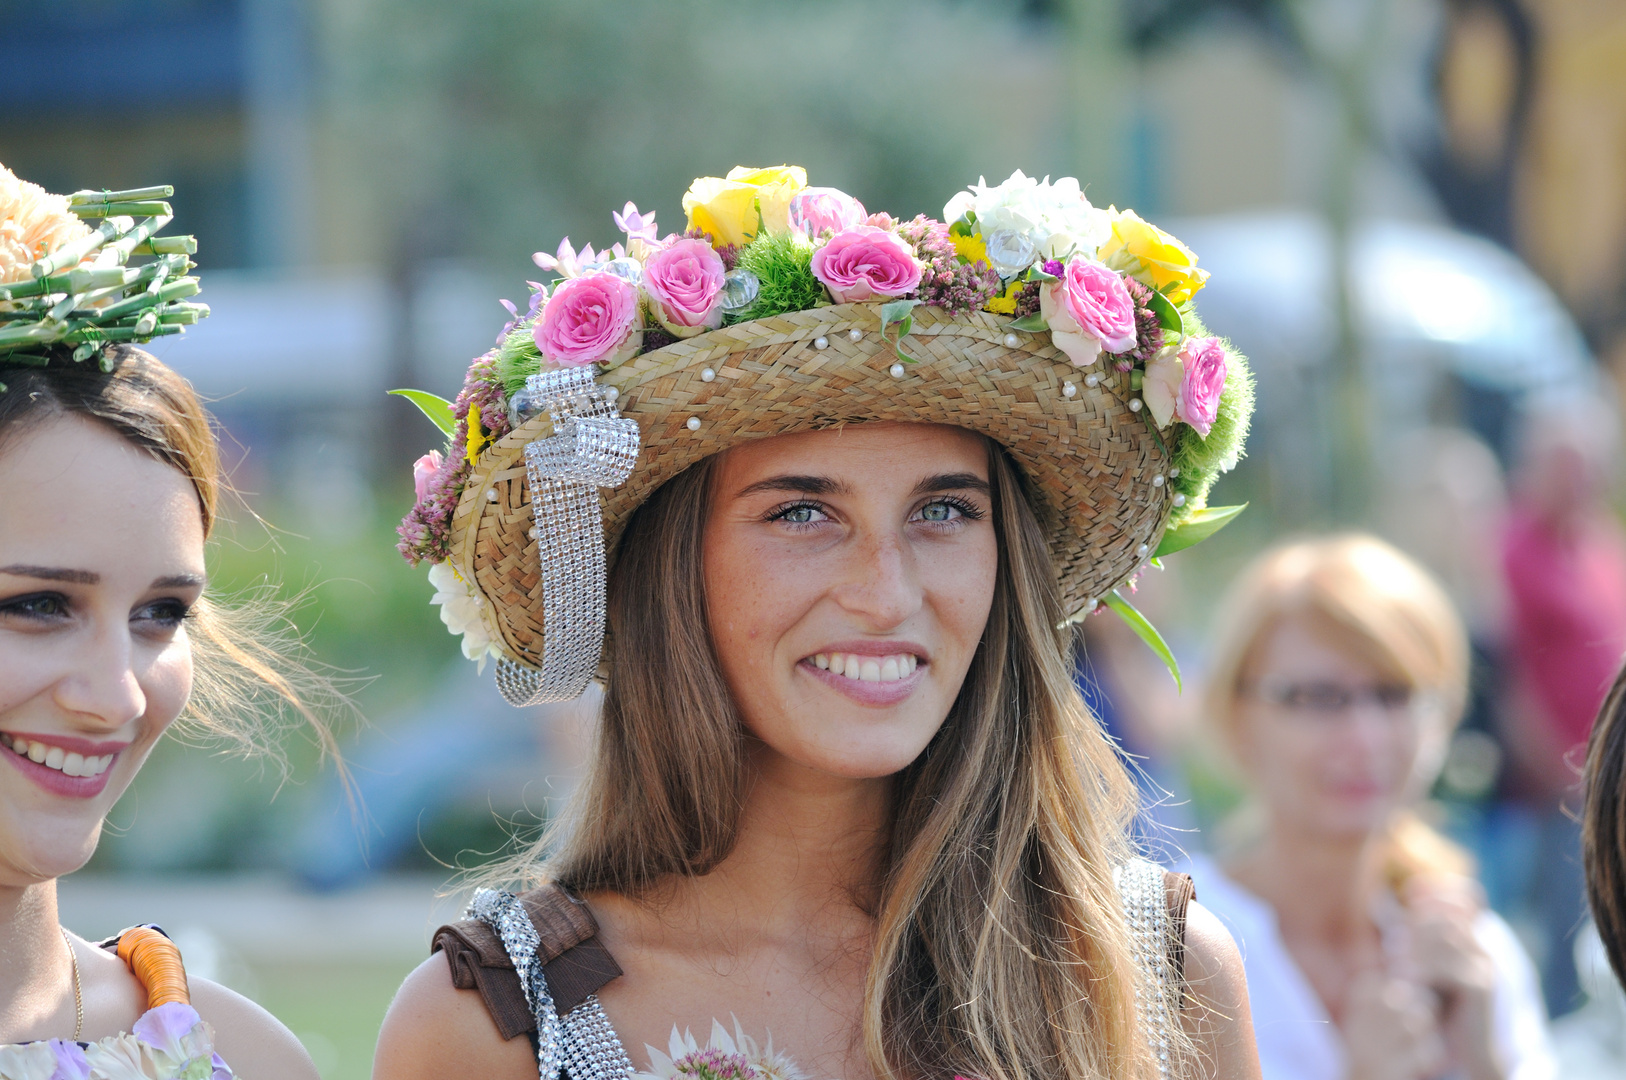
top-left (1154, 503), bottom-right (1248, 557)
top-left (1024, 266), bottom-right (1058, 284)
top-left (880, 299), bottom-right (923, 364)
top-left (1104, 590), bottom-right (1181, 692)
top-left (389, 388), bottom-right (457, 436)
top-left (1147, 288), bottom-right (1184, 335)
top-left (949, 213), bottom-right (976, 236)
top-left (1005, 313), bottom-right (1048, 332)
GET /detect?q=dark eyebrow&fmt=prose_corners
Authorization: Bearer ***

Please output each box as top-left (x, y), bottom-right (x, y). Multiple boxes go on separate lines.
top-left (0, 565), bottom-right (99, 585)
top-left (911, 472), bottom-right (991, 497)
top-left (153, 574), bottom-right (207, 590)
top-left (735, 474), bottom-right (853, 499)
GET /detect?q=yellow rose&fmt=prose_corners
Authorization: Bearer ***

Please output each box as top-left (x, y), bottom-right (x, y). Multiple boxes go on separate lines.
top-left (682, 165), bottom-right (808, 249)
top-left (1099, 208), bottom-right (1209, 304)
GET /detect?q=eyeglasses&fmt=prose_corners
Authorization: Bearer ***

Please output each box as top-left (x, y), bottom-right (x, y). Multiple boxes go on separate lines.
top-left (1246, 679), bottom-right (1431, 721)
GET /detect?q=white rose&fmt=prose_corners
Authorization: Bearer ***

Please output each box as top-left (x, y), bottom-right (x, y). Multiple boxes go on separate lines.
top-left (427, 561), bottom-right (503, 668)
top-left (943, 170), bottom-right (1111, 266)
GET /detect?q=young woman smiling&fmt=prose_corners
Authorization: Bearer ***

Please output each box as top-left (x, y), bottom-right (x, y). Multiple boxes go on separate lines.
top-left (0, 348), bottom-right (333, 1078)
top-left (374, 168), bottom-right (1262, 1080)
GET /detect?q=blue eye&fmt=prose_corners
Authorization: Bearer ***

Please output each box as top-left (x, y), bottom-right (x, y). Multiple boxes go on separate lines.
top-left (915, 497), bottom-right (982, 524)
top-left (768, 502), bottom-right (829, 526)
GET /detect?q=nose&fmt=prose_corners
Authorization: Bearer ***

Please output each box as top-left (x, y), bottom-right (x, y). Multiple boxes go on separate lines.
top-left (53, 623), bottom-right (146, 731)
top-left (829, 523), bottom-right (923, 630)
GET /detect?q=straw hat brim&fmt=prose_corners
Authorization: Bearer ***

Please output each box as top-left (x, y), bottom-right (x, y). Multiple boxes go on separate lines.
top-left (449, 304), bottom-right (1171, 669)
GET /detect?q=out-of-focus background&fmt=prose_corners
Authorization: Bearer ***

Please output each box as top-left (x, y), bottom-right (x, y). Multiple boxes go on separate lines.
top-left (6, 0), bottom-right (1626, 1075)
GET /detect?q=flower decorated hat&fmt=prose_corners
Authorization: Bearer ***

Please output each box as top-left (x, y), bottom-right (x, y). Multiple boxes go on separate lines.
top-left (397, 166), bottom-right (1253, 704)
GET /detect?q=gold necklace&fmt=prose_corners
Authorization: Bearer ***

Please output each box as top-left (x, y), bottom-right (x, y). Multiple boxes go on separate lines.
top-left (60, 927), bottom-right (82, 1042)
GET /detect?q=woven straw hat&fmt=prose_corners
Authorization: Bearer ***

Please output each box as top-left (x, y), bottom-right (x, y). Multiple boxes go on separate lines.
top-left (448, 303), bottom-right (1171, 671)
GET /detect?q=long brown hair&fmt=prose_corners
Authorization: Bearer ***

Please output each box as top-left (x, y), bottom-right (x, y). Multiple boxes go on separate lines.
top-left (0, 347), bottom-right (349, 766)
top-left (1584, 661), bottom-right (1626, 990)
top-left (1203, 534), bottom-right (1472, 886)
top-left (504, 436), bottom-right (1160, 1080)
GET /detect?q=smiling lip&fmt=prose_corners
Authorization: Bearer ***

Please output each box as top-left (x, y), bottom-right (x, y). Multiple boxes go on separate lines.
top-left (0, 732), bottom-right (129, 800)
top-left (800, 641), bottom-right (929, 707)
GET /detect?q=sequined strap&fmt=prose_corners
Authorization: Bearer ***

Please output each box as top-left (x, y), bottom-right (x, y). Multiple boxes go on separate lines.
top-left (495, 366), bottom-right (641, 706)
top-left (1116, 859), bottom-right (1178, 1079)
top-left (467, 888), bottom-right (635, 1080)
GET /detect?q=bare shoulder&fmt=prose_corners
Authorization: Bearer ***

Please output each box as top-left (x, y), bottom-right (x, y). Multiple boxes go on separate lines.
top-left (1179, 901), bottom-right (1261, 1080)
top-left (372, 953), bottom-right (536, 1080)
top-left (188, 975), bottom-right (319, 1080)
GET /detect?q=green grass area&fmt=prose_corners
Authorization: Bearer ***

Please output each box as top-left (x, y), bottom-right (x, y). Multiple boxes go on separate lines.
top-left (249, 959), bottom-right (419, 1080)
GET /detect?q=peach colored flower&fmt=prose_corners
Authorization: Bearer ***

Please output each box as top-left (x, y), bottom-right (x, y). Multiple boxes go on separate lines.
top-left (0, 164), bottom-right (91, 286)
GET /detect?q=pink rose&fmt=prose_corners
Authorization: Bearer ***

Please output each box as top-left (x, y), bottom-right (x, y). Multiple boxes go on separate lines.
top-left (412, 450), bottom-right (444, 502)
top-left (1176, 335), bottom-right (1227, 436)
top-left (1038, 257), bottom-right (1137, 367)
top-left (789, 186), bottom-right (867, 238)
top-left (532, 271), bottom-right (643, 367)
top-left (809, 226), bottom-right (923, 303)
top-left (641, 237), bottom-right (726, 337)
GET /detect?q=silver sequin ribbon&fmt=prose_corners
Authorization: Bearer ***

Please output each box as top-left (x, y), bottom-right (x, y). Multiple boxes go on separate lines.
top-left (1116, 858), bottom-right (1178, 1079)
top-left (468, 888), bottom-right (563, 1078)
top-left (494, 367), bottom-right (640, 707)
top-left (467, 888), bottom-right (634, 1080)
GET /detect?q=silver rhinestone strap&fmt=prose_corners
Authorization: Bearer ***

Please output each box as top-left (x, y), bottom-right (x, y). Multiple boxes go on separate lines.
top-left (495, 367), bottom-right (640, 706)
top-left (468, 888), bottom-right (564, 1079)
top-left (559, 994), bottom-right (634, 1080)
top-left (1116, 858), bottom-right (1176, 1079)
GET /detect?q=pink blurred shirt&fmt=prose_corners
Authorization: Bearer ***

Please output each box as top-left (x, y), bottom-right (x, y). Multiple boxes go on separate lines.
top-left (1502, 504), bottom-right (1626, 749)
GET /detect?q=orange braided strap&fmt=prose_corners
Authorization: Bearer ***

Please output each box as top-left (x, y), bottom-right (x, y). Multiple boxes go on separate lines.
top-left (116, 926), bottom-right (190, 1008)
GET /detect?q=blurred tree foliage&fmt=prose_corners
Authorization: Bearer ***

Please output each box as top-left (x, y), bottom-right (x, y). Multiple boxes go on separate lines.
top-left (316, 0), bottom-right (1097, 276)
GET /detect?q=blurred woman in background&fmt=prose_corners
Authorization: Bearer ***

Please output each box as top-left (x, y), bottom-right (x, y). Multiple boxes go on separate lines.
top-left (1188, 535), bottom-right (1553, 1080)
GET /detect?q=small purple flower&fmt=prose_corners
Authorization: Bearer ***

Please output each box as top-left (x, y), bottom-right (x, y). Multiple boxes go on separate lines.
top-left (132, 1001), bottom-right (201, 1060)
top-left (671, 1047), bottom-right (759, 1080)
top-left (48, 1040), bottom-right (90, 1080)
top-left (613, 201), bottom-right (659, 243)
top-left (211, 1051), bottom-right (236, 1078)
top-left (1042, 259), bottom-right (1064, 277)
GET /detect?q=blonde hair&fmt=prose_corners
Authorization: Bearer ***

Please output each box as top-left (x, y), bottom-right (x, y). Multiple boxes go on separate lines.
top-left (498, 438), bottom-right (1173, 1080)
top-left (1203, 534), bottom-right (1472, 886)
top-left (0, 347), bottom-right (351, 771)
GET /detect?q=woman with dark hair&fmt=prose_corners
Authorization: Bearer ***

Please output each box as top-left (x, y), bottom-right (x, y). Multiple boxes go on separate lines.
top-left (1583, 664), bottom-right (1626, 992)
top-left (0, 165), bottom-right (339, 1078)
top-left (374, 167), bottom-right (1261, 1080)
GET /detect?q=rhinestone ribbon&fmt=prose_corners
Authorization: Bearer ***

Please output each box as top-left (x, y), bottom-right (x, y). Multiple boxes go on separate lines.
top-left (1116, 858), bottom-right (1177, 1079)
top-left (494, 366), bottom-right (640, 706)
top-left (468, 888), bottom-right (564, 1079)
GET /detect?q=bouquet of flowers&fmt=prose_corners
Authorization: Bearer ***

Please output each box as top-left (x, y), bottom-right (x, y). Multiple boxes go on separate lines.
top-left (0, 164), bottom-right (208, 382)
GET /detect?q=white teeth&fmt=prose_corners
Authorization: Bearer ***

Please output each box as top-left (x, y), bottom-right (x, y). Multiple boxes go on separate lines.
top-left (4, 735), bottom-right (114, 777)
top-left (809, 653), bottom-right (921, 683)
